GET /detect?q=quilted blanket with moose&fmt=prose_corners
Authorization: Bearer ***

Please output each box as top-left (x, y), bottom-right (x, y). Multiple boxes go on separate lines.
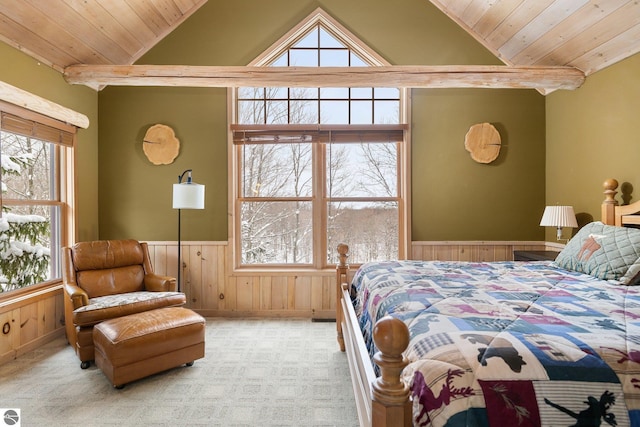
top-left (353, 260), bottom-right (640, 427)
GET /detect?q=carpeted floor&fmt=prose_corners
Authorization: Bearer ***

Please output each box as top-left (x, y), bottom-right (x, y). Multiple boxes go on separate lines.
top-left (0, 318), bottom-right (360, 427)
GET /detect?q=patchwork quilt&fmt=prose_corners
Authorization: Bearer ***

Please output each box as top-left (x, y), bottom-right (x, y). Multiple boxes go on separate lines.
top-left (353, 260), bottom-right (640, 427)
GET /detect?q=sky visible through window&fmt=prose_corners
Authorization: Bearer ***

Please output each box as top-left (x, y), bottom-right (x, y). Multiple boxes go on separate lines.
top-left (238, 24), bottom-right (400, 126)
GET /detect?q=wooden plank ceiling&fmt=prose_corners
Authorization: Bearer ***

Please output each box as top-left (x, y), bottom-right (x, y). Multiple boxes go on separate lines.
top-left (0, 1), bottom-right (638, 91)
top-left (430, 0), bottom-right (640, 76)
top-left (0, 0), bottom-right (207, 72)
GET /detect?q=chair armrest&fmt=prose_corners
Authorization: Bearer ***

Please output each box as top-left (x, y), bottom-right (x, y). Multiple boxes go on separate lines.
top-left (63, 283), bottom-right (89, 310)
top-left (144, 274), bottom-right (178, 292)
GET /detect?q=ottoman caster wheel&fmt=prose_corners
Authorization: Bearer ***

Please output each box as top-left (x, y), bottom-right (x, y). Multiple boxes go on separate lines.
top-left (186, 361), bottom-right (194, 367)
top-left (80, 361), bottom-right (91, 369)
top-left (114, 384), bottom-right (125, 390)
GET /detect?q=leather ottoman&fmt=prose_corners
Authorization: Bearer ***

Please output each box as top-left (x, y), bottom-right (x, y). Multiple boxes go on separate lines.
top-left (93, 307), bottom-right (205, 387)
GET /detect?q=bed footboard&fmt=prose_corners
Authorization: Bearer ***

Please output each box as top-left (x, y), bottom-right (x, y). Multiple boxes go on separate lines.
top-left (336, 244), bottom-right (412, 427)
top-left (336, 243), bottom-right (349, 352)
top-left (371, 317), bottom-right (412, 427)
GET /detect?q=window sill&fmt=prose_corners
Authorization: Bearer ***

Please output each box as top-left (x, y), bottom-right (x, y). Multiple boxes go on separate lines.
top-left (0, 280), bottom-right (63, 308)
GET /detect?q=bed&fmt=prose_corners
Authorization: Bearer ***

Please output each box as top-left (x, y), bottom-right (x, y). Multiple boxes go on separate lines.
top-left (336, 178), bottom-right (640, 427)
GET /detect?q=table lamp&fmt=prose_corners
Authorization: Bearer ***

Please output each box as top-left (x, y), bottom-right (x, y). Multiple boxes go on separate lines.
top-left (540, 205), bottom-right (578, 241)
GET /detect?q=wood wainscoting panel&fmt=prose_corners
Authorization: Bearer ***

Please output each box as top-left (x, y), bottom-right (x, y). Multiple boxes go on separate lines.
top-left (19, 302), bottom-right (39, 344)
top-left (0, 309), bottom-right (19, 362)
top-left (0, 286), bottom-right (65, 365)
top-left (186, 245), bottom-right (204, 308)
top-left (271, 276), bottom-right (288, 311)
top-left (145, 241), bottom-right (553, 319)
top-left (39, 295), bottom-right (62, 337)
top-left (202, 244), bottom-right (224, 310)
top-left (412, 241), bottom-right (550, 261)
top-left (146, 240), bottom-right (340, 318)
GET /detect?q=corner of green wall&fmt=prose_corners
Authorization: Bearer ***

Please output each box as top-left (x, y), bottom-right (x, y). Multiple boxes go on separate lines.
top-left (546, 52), bottom-right (640, 236)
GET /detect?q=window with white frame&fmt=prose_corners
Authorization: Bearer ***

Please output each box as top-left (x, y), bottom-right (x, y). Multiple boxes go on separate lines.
top-left (0, 103), bottom-right (75, 292)
top-left (231, 10), bottom-right (408, 267)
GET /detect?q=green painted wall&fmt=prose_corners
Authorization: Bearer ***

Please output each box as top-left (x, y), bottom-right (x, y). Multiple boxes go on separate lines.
top-left (98, 0), bottom-right (546, 242)
top-left (98, 86), bottom-right (227, 241)
top-left (0, 43), bottom-right (99, 242)
top-left (546, 52), bottom-right (640, 240)
top-left (412, 88), bottom-right (545, 240)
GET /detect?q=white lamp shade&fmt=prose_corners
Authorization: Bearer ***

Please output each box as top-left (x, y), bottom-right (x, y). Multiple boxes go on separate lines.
top-left (539, 205), bottom-right (578, 228)
top-left (173, 182), bottom-right (205, 209)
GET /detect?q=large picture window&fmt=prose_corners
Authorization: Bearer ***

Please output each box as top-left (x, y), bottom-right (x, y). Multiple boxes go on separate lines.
top-left (231, 9), bottom-right (409, 267)
top-left (0, 103), bottom-right (75, 292)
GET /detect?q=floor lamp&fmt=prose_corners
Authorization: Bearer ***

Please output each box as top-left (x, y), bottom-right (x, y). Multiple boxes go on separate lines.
top-left (172, 169), bottom-right (205, 292)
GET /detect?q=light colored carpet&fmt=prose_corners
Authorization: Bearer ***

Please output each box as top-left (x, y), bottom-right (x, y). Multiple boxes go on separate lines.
top-left (0, 318), bottom-right (360, 427)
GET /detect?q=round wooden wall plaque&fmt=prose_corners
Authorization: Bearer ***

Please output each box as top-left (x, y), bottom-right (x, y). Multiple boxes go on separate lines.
top-left (464, 122), bottom-right (501, 164)
top-left (143, 124), bottom-right (180, 165)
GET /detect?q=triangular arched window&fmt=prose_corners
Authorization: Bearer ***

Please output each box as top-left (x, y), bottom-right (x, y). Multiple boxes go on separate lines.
top-left (236, 9), bottom-right (401, 125)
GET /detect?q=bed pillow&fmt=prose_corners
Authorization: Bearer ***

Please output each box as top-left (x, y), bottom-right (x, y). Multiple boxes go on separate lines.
top-left (553, 221), bottom-right (640, 282)
top-left (621, 263), bottom-right (640, 285)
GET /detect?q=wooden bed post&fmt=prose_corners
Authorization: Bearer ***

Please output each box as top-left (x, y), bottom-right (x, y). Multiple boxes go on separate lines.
top-left (336, 243), bottom-right (349, 352)
top-left (602, 178), bottom-right (619, 225)
top-left (372, 316), bottom-right (412, 427)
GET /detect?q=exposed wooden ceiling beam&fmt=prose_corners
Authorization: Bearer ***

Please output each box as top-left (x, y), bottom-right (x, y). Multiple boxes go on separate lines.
top-left (63, 64), bottom-right (585, 92)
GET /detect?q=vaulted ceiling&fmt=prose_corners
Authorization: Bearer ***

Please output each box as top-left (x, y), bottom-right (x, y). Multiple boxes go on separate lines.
top-left (0, 1), bottom-right (638, 90)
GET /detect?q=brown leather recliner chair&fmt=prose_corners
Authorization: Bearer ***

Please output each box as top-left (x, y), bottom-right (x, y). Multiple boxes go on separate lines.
top-left (63, 239), bottom-right (186, 369)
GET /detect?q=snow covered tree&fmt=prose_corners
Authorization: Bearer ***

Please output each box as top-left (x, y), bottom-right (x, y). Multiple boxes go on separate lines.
top-left (0, 135), bottom-right (51, 292)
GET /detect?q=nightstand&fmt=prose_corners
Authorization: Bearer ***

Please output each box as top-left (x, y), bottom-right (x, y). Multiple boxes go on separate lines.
top-left (513, 250), bottom-right (559, 261)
